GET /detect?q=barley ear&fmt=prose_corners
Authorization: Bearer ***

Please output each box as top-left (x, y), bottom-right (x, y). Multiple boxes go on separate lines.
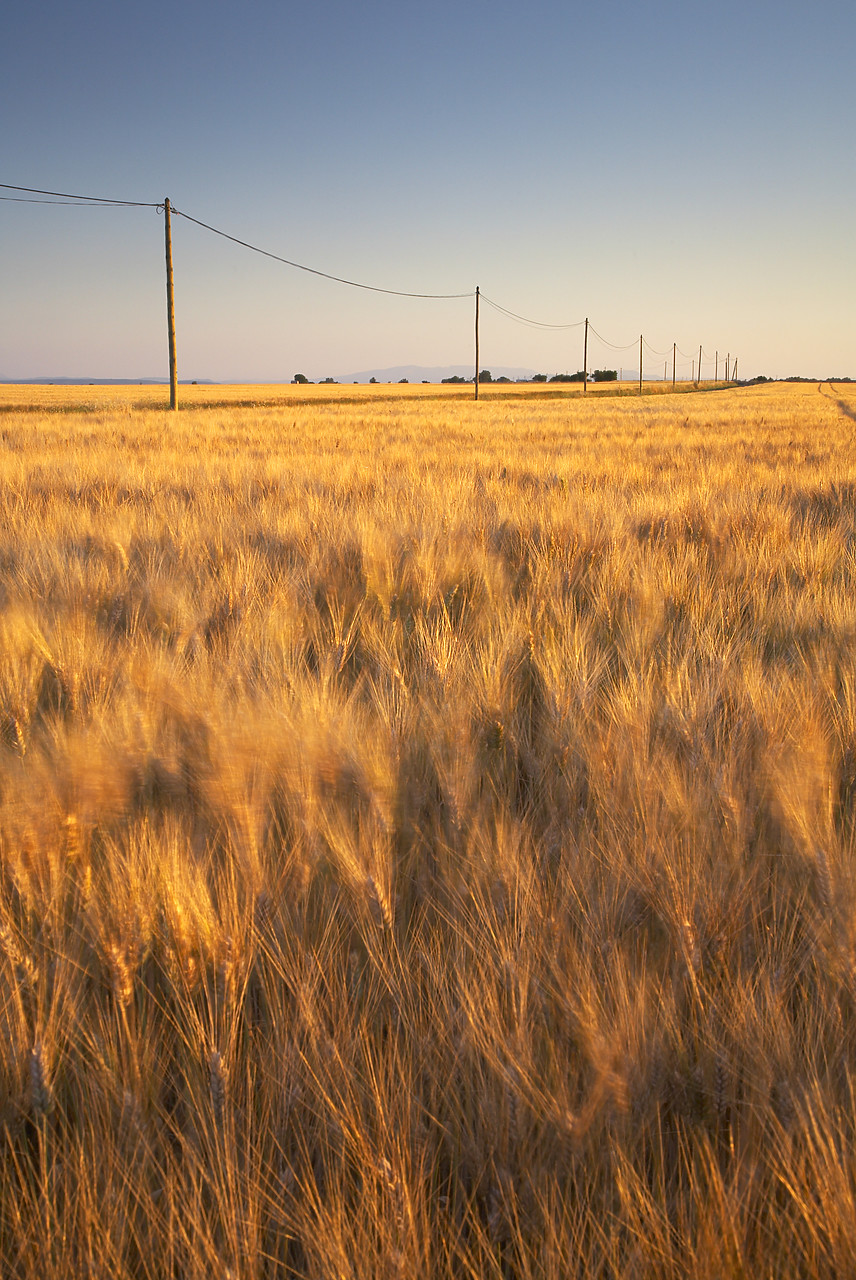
top-left (29, 1042), bottom-right (54, 1118)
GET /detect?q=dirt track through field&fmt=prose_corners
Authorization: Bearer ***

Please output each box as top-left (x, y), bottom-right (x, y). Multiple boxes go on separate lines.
top-left (819, 380), bottom-right (856, 423)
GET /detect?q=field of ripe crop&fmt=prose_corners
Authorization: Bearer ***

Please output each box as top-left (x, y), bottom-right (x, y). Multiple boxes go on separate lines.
top-left (1, 380), bottom-right (856, 1277)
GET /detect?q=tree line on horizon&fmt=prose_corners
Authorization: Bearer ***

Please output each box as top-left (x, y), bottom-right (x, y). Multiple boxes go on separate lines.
top-left (289, 370), bottom-right (620, 386)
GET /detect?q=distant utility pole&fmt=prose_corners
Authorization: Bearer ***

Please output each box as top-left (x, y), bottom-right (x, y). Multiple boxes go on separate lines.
top-left (474, 286), bottom-right (480, 402)
top-left (725, 353), bottom-right (730, 382)
top-left (672, 342), bottom-right (676, 390)
top-left (732, 357), bottom-right (738, 381)
top-left (664, 360), bottom-right (667, 382)
top-left (715, 350), bottom-right (719, 382)
top-left (697, 345), bottom-right (702, 386)
top-left (163, 198), bottom-right (178, 411)
top-left (639, 335), bottom-right (643, 395)
top-left (691, 359), bottom-right (695, 383)
top-left (583, 317), bottom-right (589, 394)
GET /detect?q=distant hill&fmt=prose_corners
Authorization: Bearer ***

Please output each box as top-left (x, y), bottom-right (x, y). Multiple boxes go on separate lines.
top-left (333, 364), bottom-right (537, 384)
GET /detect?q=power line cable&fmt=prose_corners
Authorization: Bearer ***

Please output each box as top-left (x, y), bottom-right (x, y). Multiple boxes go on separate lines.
top-left (0, 182), bottom-right (158, 207)
top-left (170, 206), bottom-right (472, 300)
top-left (3, 182), bottom-right (470, 299)
top-left (588, 323), bottom-right (639, 352)
top-left (3, 182), bottom-right (736, 366)
top-left (479, 293), bottom-right (584, 329)
top-left (0, 195), bottom-right (134, 206)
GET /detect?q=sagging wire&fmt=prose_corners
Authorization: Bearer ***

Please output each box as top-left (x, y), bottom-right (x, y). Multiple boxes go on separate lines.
top-left (169, 206), bottom-right (473, 300)
top-left (479, 294), bottom-right (584, 329)
top-left (0, 182), bottom-right (158, 207)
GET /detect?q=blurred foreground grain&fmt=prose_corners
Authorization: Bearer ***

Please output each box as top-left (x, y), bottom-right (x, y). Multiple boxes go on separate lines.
top-left (1, 380), bottom-right (856, 1277)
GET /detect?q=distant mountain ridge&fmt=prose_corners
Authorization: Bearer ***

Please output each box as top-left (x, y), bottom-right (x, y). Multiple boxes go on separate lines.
top-left (1, 366), bottom-right (545, 386)
top-left (334, 364), bottom-right (537, 384)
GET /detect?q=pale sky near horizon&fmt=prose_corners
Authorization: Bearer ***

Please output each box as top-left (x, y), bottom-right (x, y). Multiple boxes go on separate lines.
top-left (2, 0), bottom-right (853, 381)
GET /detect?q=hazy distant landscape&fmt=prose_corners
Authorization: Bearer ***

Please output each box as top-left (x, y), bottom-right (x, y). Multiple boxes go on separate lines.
top-left (0, 367), bottom-right (536, 386)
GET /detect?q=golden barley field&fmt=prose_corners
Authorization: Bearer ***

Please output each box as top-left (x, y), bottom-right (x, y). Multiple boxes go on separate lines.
top-left (2, 378), bottom-right (856, 1278)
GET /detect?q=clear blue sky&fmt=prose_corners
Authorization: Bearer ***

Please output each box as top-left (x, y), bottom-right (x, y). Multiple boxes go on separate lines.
top-left (2, 0), bottom-right (853, 381)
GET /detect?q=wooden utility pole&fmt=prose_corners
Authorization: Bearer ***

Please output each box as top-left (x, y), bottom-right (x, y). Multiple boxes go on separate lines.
top-left (583, 317), bottom-right (588, 394)
top-left (732, 358), bottom-right (738, 381)
top-left (639, 335), bottom-right (643, 395)
top-left (697, 344), bottom-right (702, 386)
top-left (474, 286), bottom-right (480, 402)
top-left (163, 198), bottom-right (178, 411)
top-left (672, 342), bottom-right (676, 390)
top-left (725, 353), bottom-right (730, 382)
top-left (664, 360), bottom-right (667, 382)
top-left (691, 359), bottom-right (695, 384)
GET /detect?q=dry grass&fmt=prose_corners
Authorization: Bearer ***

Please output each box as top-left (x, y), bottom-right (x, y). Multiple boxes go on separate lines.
top-left (1, 379), bottom-right (855, 1277)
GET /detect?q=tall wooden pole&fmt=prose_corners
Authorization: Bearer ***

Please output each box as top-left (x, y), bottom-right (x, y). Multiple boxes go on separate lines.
top-left (725, 353), bottom-right (730, 382)
top-left (732, 358), bottom-right (738, 381)
top-left (697, 344), bottom-right (702, 386)
top-left (672, 342), bottom-right (676, 390)
top-left (691, 358), bottom-right (695, 383)
top-left (474, 286), bottom-right (480, 402)
top-left (164, 198), bottom-right (178, 411)
top-left (583, 317), bottom-right (588, 394)
top-left (639, 335), bottom-right (643, 395)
